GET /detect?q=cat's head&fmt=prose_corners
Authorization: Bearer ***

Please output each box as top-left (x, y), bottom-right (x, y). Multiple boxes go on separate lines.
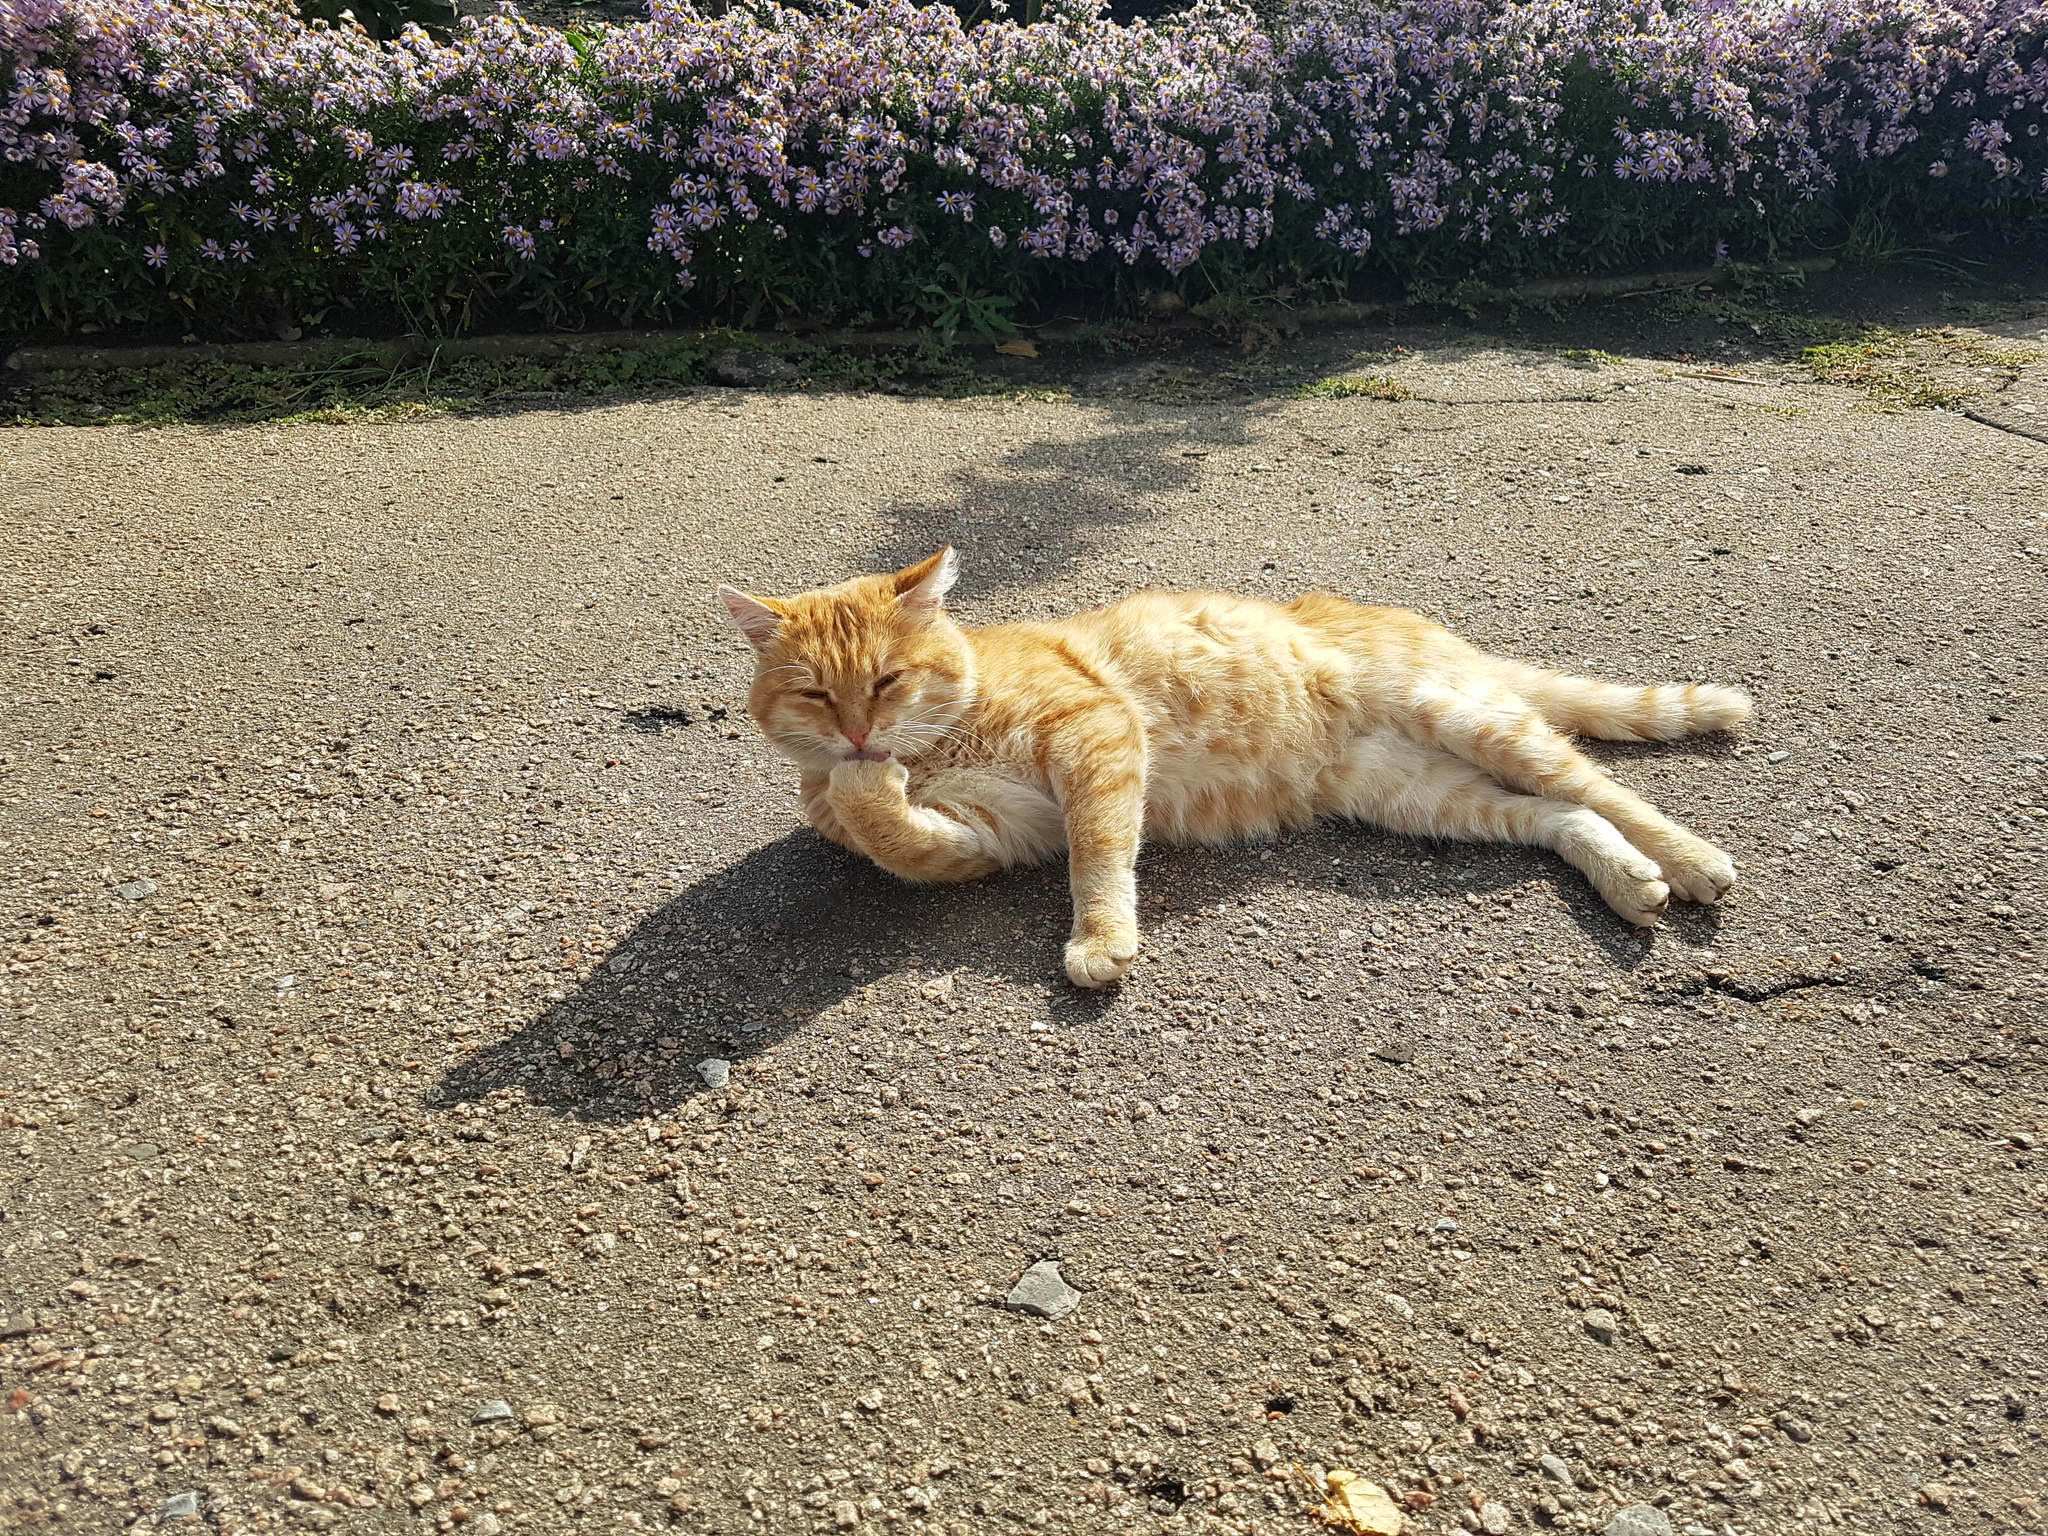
top-left (717, 548), bottom-right (977, 770)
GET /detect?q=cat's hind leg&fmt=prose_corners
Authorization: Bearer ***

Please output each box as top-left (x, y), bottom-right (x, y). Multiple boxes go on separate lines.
top-left (1322, 731), bottom-right (1672, 925)
top-left (1404, 680), bottom-right (1736, 906)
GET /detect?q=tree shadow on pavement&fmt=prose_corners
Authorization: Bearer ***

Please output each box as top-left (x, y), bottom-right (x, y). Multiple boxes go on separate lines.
top-left (860, 401), bottom-right (1265, 598)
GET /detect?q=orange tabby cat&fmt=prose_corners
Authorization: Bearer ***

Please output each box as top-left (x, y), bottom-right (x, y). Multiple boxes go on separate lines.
top-left (719, 549), bottom-right (1749, 988)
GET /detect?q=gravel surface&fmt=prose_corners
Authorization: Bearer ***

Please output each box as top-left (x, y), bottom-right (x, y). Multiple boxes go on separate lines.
top-left (3, 320), bottom-right (2045, 1536)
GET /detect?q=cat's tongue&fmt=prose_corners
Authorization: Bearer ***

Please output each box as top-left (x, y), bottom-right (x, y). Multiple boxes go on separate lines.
top-left (845, 747), bottom-right (892, 763)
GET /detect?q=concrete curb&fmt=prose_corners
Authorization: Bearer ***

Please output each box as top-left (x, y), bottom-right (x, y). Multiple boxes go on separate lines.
top-left (1, 259), bottom-right (1832, 378)
top-left (0, 327), bottom-right (925, 377)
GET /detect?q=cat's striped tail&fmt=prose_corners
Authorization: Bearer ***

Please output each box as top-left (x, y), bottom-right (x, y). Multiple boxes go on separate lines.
top-left (1486, 657), bottom-right (1753, 741)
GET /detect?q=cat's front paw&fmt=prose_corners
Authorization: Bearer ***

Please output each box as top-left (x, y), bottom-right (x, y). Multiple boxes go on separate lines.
top-left (827, 755), bottom-right (909, 804)
top-left (1599, 872), bottom-right (1671, 929)
top-left (1065, 926), bottom-right (1139, 988)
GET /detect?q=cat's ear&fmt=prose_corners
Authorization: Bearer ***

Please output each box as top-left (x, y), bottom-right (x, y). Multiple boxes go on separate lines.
top-left (717, 586), bottom-right (784, 649)
top-left (893, 547), bottom-right (959, 614)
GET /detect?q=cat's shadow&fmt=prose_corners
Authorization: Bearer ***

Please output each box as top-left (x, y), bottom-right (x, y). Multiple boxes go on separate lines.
top-left (436, 829), bottom-right (1082, 1123)
top-left (434, 814), bottom-right (1680, 1123)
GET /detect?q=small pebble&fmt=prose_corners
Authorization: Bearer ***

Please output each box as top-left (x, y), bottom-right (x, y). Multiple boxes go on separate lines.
top-left (1775, 1412), bottom-right (1814, 1443)
top-left (162, 1491), bottom-right (200, 1519)
top-left (1582, 1306), bottom-right (1619, 1343)
top-left (1539, 1453), bottom-right (1574, 1485)
top-left (115, 878), bottom-right (157, 900)
top-left (1603, 1504), bottom-right (1675, 1536)
top-left (1920, 1481), bottom-right (1958, 1512)
top-left (697, 1058), bottom-right (732, 1090)
top-left (1005, 1260), bottom-right (1079, 1320)
top-left (472, 1399), bottom-right (514, 1424)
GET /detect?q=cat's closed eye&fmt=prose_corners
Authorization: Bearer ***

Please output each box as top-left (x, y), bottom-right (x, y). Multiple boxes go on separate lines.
top-left (873, 672), bottom-right (903, 694)
top-left (800, 689), bottom-right (829, 701)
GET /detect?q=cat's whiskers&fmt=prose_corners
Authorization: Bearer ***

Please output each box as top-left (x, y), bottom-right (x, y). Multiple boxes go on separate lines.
top-left (905, 696), bottom-right (988, 732)
top-left (901, 721), bottom-right (981, 747)
top-left (892, 731), bottom-right (975, 759)
top-left (894, 703), bottom-right (987, 751)
top-left (889, 726), bottom-right (966, 755)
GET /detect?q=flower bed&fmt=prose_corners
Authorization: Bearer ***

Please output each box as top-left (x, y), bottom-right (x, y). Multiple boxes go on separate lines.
top-left (4, 0), bottom-right (2044, 341)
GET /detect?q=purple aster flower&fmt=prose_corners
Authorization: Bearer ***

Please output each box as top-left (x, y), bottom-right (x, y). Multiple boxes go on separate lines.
top-left (0, 0), bottom-right (2038, 314)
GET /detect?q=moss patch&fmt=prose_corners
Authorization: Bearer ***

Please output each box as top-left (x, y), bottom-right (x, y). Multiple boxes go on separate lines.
top-left (1297, 375), bottom-right (1413, 401)
top-left (2, 334), bottom-right (1014, 427)
top-left (1796, 326), bottom-right (2039, 412)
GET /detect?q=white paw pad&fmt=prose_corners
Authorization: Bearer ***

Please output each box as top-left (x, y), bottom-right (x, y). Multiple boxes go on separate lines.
top-left (1065, 933), bottom-right (1138, 988)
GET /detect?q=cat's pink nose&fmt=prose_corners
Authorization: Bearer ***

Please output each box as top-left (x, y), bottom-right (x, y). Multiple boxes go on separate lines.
top-left (844, 724), bottom-right (870, 749)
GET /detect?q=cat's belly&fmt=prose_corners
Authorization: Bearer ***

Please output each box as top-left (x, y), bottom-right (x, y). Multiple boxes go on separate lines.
top-left (1141, 727), bottom-right (1362, 844)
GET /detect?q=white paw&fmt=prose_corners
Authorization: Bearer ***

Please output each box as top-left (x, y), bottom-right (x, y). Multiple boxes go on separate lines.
top-left (828, 756), bottom-right (909, 801)
top-left (1065, 928), bottom-right (1139, 988)
top-left (1655, 835), bottom-right (1737, 904)
top-left (1605, 877), bottom-right (1671, 929)
top-left (1593, 852), bottom-right (1670, 928)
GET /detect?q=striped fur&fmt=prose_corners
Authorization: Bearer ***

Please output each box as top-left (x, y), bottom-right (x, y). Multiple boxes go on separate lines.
top-left (720, 552), bottom-right (1751, 987)
top-left (1482, 658), bottom-right (1752, 741)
